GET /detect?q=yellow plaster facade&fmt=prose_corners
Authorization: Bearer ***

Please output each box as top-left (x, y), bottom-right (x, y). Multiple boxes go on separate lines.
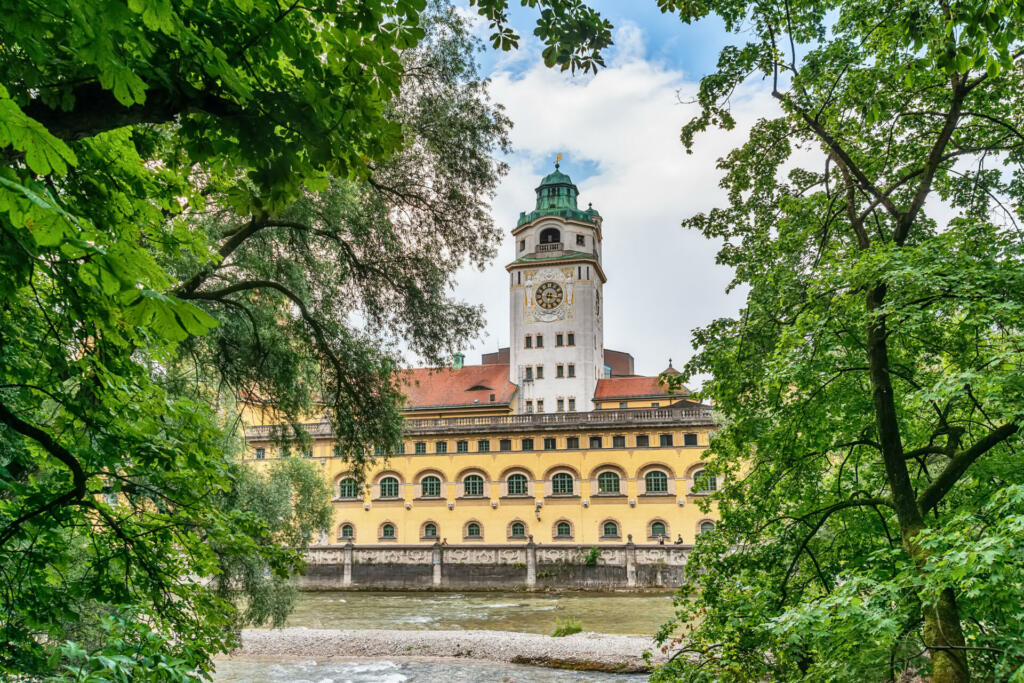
top-left (242, 164), bottom-right (720, 548)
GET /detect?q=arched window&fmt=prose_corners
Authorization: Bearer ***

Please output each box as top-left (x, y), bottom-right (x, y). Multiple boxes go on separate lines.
top-left (380, 523), bottom-right (395, 539)
top-left (338, 477), bottom-right (358, 498)
top-left (466, 522), bottom-right (482, 538)
top-left (693, 470), bottom-right (717, 493)
top-left (507, 473), bottom-right (528, 496)
top-left (644, 470), bottom-right (668, 493)
top-left (379, 476), bottom-right (400, 498)
top-left (552, 472), bottom-right (574, 495)
top-left (597, 471), bottom-right (620, 494)
top-left (602, 521), bottom-right (619, 538)
top-left (510, 521), bottom-right (526, 538)
top-left (463, 474), bottom-right (484, 497)
top-left (650, 521), bottom-right (666, 538)
top-left (555, 521), bottom-right (572, 538)
top-left (421, 475), bottom-right (441, 498)
top-left (700, 521), bottom-right (716, 534)
top-left (423, 523), bottom-right (438, 539)
top-left (540, 227), bottom-right (561, 244)
top-left (340, 523), bottom-right (354, 539)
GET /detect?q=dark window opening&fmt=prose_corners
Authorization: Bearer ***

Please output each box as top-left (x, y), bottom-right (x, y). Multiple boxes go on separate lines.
top-left (636, 434), bottom-right (650, 448)
top-left (544, 437), bottom-right (557, 450)
top-left (659, 434), bottom-right (674, 447)
top-left (499, 439), bottom-right (512, 451)
top-left (589, 436), bottom-right (603, 449)
top-left (612, 435), bottom-right (626, 448)
top-left (521, 438), bottom-right (534, 451)
top-left (576, 234), bottom-right (585, 246)
top-left (684, 432), bottom-right (699, 446)
top-left (566, 436), bottom-right (579, 449)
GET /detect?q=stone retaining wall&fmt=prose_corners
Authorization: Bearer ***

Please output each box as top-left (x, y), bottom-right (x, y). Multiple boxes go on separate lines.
top-left (298, 536), bottom-right (689, 591)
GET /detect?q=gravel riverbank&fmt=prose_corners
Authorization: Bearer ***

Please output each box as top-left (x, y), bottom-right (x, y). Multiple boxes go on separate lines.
top-left (236, 628), bottom-right (666, 673)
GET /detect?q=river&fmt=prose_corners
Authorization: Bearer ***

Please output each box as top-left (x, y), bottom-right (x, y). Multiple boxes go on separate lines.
top-left (214, 591), bottom-right (675, 682)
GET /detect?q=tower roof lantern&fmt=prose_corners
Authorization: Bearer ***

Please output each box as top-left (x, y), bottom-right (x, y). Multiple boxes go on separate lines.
top-left (516, 157), bottom-right (600, 227)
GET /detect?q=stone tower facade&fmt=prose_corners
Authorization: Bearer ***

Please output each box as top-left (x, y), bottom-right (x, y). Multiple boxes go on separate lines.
top-left (507, 164), bottom-right (605, 413)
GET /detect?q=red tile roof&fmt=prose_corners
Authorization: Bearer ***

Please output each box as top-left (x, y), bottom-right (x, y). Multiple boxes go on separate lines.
top-left (399, 364), bottom-right (517, 410)
top-left (594, 376), bottom-right (690, 400)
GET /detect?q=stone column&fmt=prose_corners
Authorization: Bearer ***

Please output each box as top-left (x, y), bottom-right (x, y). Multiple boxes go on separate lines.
top-left (432, 541), bottom-right (442, 587)
top-left (625, 534), bottom-right (637, 588)
top-left (526, 535), bottom-right (537, 589)
top-left (343, 541), bottom-right (353, 587)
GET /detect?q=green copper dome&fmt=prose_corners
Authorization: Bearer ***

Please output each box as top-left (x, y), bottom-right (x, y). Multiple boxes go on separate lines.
top-left (517, 162), bottom-right (600, 227)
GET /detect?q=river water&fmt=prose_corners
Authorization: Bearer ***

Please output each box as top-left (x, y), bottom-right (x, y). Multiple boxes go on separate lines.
top-left (214, 591), bottom-right (675, 682)
top-left (283, 591), bottom-right (676, 635)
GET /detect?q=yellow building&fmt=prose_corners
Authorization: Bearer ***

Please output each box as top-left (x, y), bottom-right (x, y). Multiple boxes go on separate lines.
top-left (245, 164), bottom-right (718, 547)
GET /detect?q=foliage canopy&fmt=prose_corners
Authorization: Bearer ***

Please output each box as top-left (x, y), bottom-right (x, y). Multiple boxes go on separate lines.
top-left (0, 0), bottom-right (521, 678)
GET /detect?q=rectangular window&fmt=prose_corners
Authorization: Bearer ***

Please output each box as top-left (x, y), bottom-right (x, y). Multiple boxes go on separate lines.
top-left (651, 402), bottom-right (660, 408)
top-left (619, 401), bottom-right (628, 409)
top-left (566, 436), bottom-right (579, 449)
top-left (556, 333), bottom-right (563, 346)
top-left (525, 400), bottom-right (533, 413)
top-left (567, 333), bottom-right (575, 346)
top-left (557, 398), bottom-right (564, 412)
top-left (544, 437), bottom-right (557, 450)
top-left (396, 441), bottom-right (405, 455)
top-left (499, 438), bottom-right (512, 451)
top-left (478, 439), bottom-right (490, 452)
top-left (302, 447), bottom-right (313, 458)
top-left (556, 364), bottom-right (564, 378)
top-left (457, 440), bottom-right (469, 453)
top-left (589, 436), bottom-right (603, 449)
top-left (254, 448), bottom-right (265, 460)
top-left (636, 434), bottom-right (650, 448)
top-left (525, 335), bottom-right (532, 348)
top-left (684, 432), bottom-right (699, 446)
top-left (568, 398), bottom-right (576, 411)
top-left (576, 234), bottom-right (585, 246)
top-left (415, 441), bottom-right (426, 454)
top-left (521, 438), bottom-right (534, 451)
top-left (436, 441), bottom-right (448, 454)
top-left (525, 367), bottom-right (533, 381)
top-left (536, 399), bottom-right (544, 412)
top-left (373, 444), bottom-right (384, 456)
top-left (536, 335), bottom-right (544, 348)
top-left (568, 364), bottom-right (575, 378)
top-left (659, 434), bottom-right (674, 447)
top-left (519, 239), bottom-right (525, 251)
top-left (612, 435), bottom-right (626, 448)
top-left (536, 365), bottom-right (544, 379)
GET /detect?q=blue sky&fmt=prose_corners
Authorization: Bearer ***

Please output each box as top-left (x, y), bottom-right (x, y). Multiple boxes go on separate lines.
top-left (441, 3), bottom-right (776, 381)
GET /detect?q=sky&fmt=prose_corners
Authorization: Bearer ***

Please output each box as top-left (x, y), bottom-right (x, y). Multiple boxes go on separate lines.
top-left (445, 2), bottom-right (782, 381)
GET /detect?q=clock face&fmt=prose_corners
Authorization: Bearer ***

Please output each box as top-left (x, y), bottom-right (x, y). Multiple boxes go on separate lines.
top-left (535, 281), bottom-right (564, 310)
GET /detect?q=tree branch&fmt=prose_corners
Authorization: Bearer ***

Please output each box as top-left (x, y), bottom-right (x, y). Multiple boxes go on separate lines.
top-left (21, 82), bottom-right (246, 141)
top-left (917, 423), bottom-right (1019, 514)
top-left (0, 402), bottom-right (89, 546)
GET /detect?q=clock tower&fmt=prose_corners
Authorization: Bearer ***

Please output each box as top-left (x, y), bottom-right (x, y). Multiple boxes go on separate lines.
top-left (507, 162), bottom-right (605, 413)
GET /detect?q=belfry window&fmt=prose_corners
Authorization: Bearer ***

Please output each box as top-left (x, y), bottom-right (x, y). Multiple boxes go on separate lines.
top-left (540, 227), bottom-right (561, 244)
top-left (576, 234), bottom-right (585, 246)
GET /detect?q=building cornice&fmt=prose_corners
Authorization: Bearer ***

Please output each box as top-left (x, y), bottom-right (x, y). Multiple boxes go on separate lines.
top-left (245, 405), bottom-right (716, 441)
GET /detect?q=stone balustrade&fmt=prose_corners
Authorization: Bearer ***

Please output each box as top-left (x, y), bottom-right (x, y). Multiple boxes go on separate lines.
top-left (299, 536), bottom-right (690, 591)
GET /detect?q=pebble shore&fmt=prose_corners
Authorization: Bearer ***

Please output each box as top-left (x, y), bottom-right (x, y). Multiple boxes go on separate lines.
top-left (236, 628), bottom-right (666, 673)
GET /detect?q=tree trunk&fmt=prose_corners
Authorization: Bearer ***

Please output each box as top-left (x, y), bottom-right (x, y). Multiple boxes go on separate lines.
top-left (864, 283), bottom-right (969, 682)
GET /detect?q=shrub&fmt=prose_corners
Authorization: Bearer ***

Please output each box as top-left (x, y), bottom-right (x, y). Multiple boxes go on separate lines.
top-left (584, 547), bottom-right (601, 566)
top-left (551, 617), bottom-right (583, 637)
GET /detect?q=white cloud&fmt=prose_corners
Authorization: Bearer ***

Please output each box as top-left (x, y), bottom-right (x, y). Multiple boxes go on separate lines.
top-left (449, 24), bottom-right (782, 382)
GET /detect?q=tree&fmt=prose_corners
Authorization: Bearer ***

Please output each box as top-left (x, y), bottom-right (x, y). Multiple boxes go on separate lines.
top-left (0, 0), bottom-right (528, 678)
top-left (640, 1), bottom-right (1024, 681)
